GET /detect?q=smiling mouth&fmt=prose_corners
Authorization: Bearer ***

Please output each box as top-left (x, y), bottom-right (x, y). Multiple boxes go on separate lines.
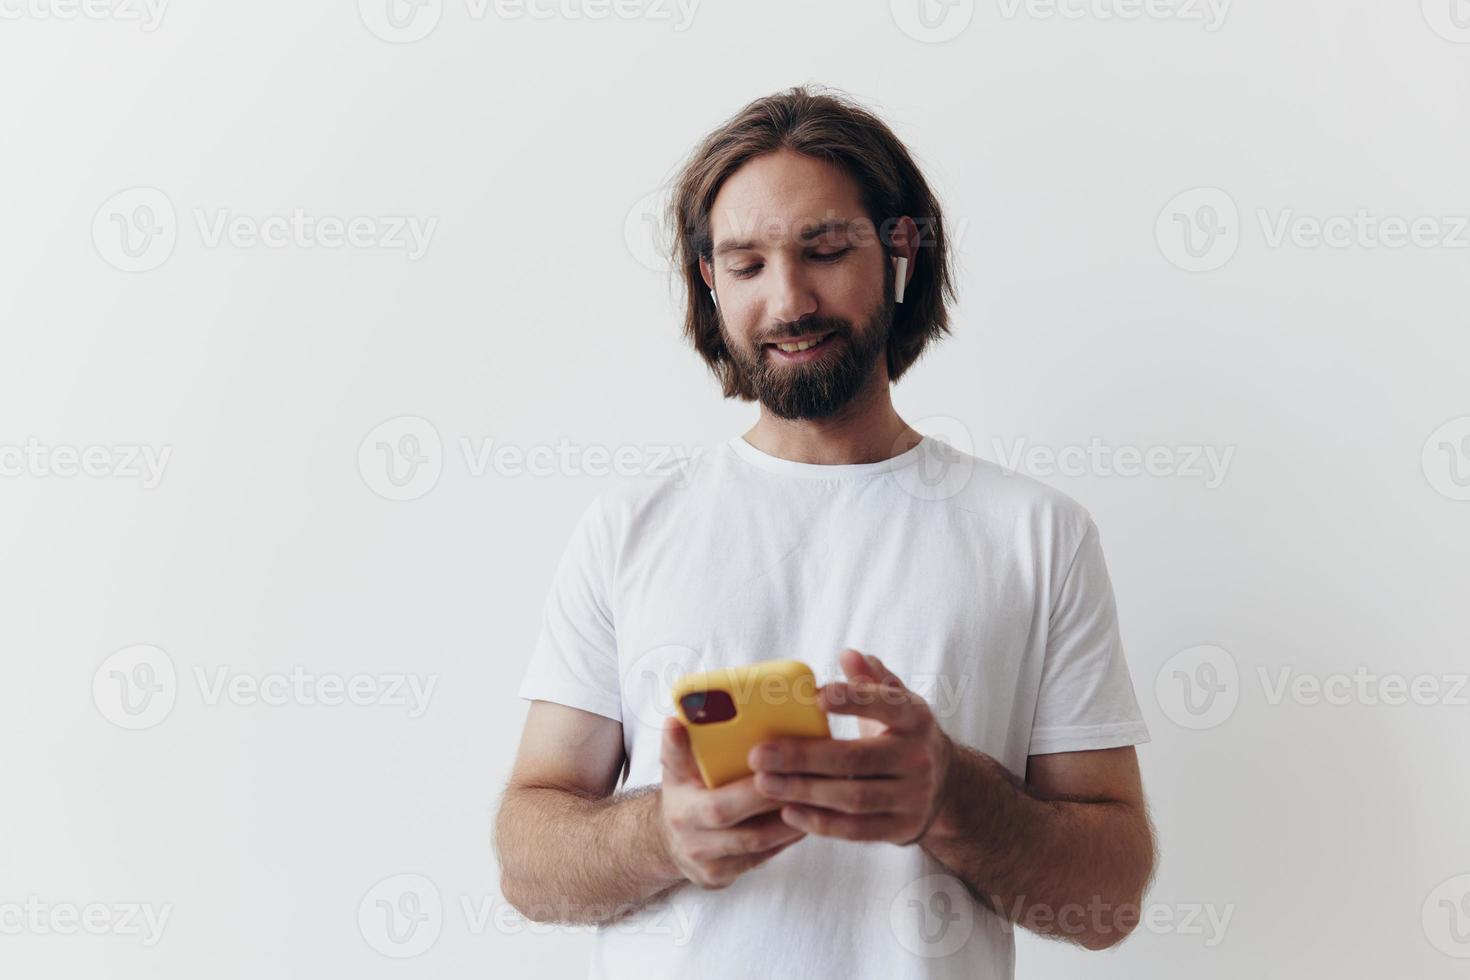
top-left (763, 331), bottom-right (836, 355)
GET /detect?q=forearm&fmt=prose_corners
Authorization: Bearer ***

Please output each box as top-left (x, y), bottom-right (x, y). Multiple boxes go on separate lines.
top-left (495, 783), bottom-right (684, 925)
top-left (919, 742), bottom-right (1155, 949)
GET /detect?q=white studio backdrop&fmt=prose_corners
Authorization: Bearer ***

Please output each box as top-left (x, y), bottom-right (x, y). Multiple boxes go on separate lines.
top-left (1, 1), bottom-right (1468, 977)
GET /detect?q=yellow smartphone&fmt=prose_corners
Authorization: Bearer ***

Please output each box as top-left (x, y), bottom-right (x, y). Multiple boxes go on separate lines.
top-left (671, 659), bottom-right (831, 788)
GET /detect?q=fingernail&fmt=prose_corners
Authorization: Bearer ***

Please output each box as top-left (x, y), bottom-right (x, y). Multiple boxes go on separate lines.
top-left (760, 774), bottom-right (787, 792)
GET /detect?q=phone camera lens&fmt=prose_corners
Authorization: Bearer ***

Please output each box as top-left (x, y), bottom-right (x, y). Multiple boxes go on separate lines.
top-left (680, 689), bottom-right (736, 724)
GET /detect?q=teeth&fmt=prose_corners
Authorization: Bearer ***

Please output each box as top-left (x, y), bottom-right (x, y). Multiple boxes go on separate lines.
top-left (776, 335), bottom-right (825, 353)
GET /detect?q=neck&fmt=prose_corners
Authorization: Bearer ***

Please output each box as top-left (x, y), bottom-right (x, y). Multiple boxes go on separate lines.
top-left (742, 368), bottom-right (922, 465)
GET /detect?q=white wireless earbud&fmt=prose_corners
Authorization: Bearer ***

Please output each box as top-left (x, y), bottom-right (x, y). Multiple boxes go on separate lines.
top-left (893, 256), bottom-right (908, 304)
top-left (709, 288), bottom-right (718, 309)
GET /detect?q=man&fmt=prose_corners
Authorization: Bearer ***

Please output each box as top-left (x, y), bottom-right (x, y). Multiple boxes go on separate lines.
top-left (495, 84), bottom-right (1155, 979)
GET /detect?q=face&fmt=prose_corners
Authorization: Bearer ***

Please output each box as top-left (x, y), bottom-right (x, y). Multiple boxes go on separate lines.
top-left (702, 150), bottom-right (897, 420)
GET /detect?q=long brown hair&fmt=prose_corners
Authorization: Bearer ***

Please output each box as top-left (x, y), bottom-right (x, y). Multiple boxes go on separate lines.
top-left (665, 84), bottom-right (957, 401)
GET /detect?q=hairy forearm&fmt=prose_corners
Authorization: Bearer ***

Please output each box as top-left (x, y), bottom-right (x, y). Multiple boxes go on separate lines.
top-left (919, 742), bottom-right (1156, 950)
top-left (495, 784), bottom-right (683, 925)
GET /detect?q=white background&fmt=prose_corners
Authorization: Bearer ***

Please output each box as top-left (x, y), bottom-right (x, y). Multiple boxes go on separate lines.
top-left (2, 0), bottom-right (1469, 977)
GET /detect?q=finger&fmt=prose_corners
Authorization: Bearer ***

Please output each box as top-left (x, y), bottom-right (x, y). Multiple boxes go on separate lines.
top-left (698, 774), bottom-right (785, 827)
top-left (703, 810), bottom-right (807, 858)
top-left (660, 715), bottom-right (702, 786)
top-left (755, 835), bottom-right (804, 862)
top-left (838, 647), bottom-right (878, 682)
top-left (778, 804), bottom-right (913, 842)
top-left (819, 680), bottom-right (924, 731)
top-left (716, 833), bottom-right (804, 877)
top-left (839, 648), bottom-right (906, 687)
top-left (753, 770), bottom-right (911, 814)
top-left (750, 736), bottom-right (910, 777)
top-left (864, 653), bottom-right (906, 687)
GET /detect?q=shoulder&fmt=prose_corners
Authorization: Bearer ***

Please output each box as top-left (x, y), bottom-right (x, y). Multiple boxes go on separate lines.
top-left (567, 440), bottom-right (728, 548)
top-left (935, 439), bottom-right (1094, 517)
top-left (921, 441), bottom-right (1101, 559)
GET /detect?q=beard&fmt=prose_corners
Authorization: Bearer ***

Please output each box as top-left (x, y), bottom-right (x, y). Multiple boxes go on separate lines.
top-left (723, 289), bottom-right (895, 421)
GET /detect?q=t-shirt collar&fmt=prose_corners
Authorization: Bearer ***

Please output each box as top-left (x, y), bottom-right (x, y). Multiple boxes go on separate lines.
top-left (726, 434), bottom-right (930, 480)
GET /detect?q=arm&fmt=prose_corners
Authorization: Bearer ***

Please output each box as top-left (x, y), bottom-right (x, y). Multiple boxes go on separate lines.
top-left (494, 700), bottom-right (806, 925)
top-left (919, 743), bottom-right (1156, 950)
top-left (494, 700), bottom-right (679, 924)
top-left (749, 649), bottom-right (1155, 950)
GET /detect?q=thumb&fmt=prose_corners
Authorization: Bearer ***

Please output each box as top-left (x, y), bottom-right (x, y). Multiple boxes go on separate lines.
top-left (660, 714), bottom-right (702, 785)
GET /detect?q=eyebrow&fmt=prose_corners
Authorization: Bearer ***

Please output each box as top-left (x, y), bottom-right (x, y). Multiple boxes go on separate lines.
top-left (712, 218), bottom-right (853, 257)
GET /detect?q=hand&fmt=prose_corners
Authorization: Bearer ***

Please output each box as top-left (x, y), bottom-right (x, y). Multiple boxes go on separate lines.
top-left (657, 715), bottom-right (807, 889)
top-left (749, 648), bottom-right (954, 846)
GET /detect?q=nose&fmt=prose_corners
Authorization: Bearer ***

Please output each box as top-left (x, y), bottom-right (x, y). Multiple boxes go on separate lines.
top-left (767, 257), bottom-right (818, 326)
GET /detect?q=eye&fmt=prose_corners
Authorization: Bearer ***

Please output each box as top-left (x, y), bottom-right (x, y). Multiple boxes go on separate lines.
top-left (728, 248), bottom-right (850, 280)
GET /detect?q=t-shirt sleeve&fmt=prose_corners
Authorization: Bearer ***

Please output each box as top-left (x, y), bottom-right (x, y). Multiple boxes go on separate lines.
top-left (1029, 518), bottom-right (1151, 756)
top-left (515, 495), bottom-right (623, 723)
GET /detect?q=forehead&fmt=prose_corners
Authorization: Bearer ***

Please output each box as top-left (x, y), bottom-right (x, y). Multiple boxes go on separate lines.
top-left (708, 149), bottom-right (867, 250)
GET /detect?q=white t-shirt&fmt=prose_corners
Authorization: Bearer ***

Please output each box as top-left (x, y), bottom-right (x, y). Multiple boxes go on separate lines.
top-left (516, 434), bottom-right (1150, 979)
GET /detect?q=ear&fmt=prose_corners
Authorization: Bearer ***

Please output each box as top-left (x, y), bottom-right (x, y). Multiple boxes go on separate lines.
top-left (698, 255), bottom-right (715, 292)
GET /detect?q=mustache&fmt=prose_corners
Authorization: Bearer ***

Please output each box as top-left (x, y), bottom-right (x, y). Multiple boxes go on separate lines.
top-left (758, 320), bottom-right (850, 345)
